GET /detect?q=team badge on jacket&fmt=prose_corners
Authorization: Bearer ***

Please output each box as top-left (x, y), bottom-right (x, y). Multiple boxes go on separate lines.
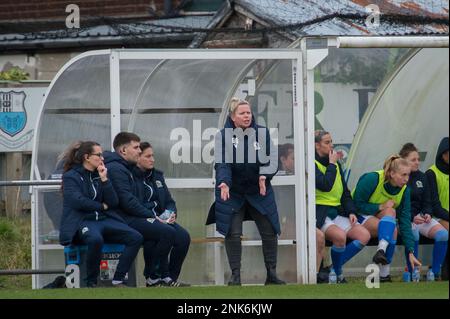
top-left (232, 136), bottom-right (239, 149)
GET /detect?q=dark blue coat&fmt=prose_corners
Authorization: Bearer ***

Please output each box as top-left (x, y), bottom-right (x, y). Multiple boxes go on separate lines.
top-left (103, 151), bottom-right (154, 223)
top-left (426, 137), bottom-right (449, 221)
top-left (207, 116), bottom-right (280, 236)
top-left (132, 166), bottom-right (177, 216)
top-left (408, 170), bottom-right (432, 219)
top-left (59, 164), bottom-right (124, 246)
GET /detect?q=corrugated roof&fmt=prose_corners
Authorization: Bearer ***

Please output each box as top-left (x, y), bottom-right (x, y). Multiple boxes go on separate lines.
top-left (0, 1), bottom-right (447, 51)
top-left (0, 15), bottom-right (214, 50)
top-left (235, 0), bottom-right (449, 35)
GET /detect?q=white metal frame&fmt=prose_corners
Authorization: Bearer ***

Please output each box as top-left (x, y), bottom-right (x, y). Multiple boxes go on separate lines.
top-left (31, 185), bottom-right (64, 288)
top-left (32, 38), bottom-right (448, 288)
top-left (298, 35), bottom-right (449, 285)
top-left (31, 48), bottom-right (308, 288)
top-left (112, 49), bottom-right (308, 284)
top-left (30, 50), bottom-right (111, 288)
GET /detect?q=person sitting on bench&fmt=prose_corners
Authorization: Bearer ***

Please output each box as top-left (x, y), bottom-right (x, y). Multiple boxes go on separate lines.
top-left (399, 143), bottom-right (448, 281)
top-left (352, 154), bottom-right (422, 282)
top-left (104, 132), bottom-right (180, 287)
top-left (59, 141), bottom-right (143, 288)
top-left (425, 137), bottom-right (449, 280)
top-left (133, 142), bottom-right (191, 287)
top-left (314, 130), bottom-right (370, 284)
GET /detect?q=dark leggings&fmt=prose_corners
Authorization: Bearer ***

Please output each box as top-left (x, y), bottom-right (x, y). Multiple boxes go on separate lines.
top-left (225, 201), bottom-right (278, 273)
top-left (128, 218), bottom-right (176, 279)
top-left (76, 219), bottom-right (143, 285)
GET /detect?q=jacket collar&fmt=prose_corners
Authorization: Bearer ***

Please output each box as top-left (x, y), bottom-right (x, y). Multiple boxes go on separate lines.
top-left (73, 164), bottom-right (99, 178)
top-left (133, 166), bottom-right (154, 179)
top-left (315, 151), bottom-right (330, 167)
top-left (104, 151), bottom-right (135, 170)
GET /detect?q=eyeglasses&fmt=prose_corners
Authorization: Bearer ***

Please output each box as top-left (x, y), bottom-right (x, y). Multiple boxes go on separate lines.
top-left (314, 130), bottom-right (330, 143)
top-left (90, 153), bottom-right (103, 158)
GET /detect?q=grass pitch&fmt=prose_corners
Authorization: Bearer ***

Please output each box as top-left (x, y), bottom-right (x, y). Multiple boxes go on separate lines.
top-left (0, 281), bottom-right (447, 299)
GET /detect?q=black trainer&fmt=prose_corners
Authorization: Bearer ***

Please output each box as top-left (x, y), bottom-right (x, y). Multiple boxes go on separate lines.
top-left (372, 249), bottom-right (388, 265)
top-left (337, 275), bottom-right (347, 284)
top-left (146, 278), bottom-right (162, 287)
top-left (320, 265), bottom-right (331, 274)
top-left (162, 280), bottom-right (190, 287)
top-left (380, 275), bottom-right (392, 283)
top-left (317, 272), bottom-right (329, 284)
top-left (86, 283), bottom-right (97, 288)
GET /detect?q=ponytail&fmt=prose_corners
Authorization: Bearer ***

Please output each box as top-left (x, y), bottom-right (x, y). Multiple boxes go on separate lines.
top-left (383, 154), bottom-right (409, 184)
top-left (63, 141), bottom-right (100, 172)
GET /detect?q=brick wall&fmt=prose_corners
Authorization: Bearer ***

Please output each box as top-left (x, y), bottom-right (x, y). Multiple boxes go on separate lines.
top-left (0, 0), bottom-right (182, 21)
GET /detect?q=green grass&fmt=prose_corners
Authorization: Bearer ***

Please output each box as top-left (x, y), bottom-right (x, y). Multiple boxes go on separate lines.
top-left (0, 282), bottom-right (447, 299)
top-left (0, 216), bottom-right (32, 289)
top-left (0, 215), bottom-right (447, 300)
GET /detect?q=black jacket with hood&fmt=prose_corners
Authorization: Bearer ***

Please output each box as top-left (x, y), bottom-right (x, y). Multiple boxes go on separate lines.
top-left (103, 151), bottom-right (154, 224)
top-left (425, 137), bottom-right (449, 221)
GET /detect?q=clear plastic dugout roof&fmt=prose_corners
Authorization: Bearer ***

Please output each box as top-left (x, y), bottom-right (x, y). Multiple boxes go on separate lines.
top-left (30, 39), bottom-right (448, 288)
top-left (31, 49), bottom-right (306, 288)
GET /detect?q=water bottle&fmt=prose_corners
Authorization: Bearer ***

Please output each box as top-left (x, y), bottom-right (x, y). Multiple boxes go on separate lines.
top-left (412, 267), bottom-right (420, 282)
top-left (426, 268), bottom-right (435, 282)
top-left (328, 268), bottom-right (337, 284)
top-left (402, 267), bottom-right (411, 282)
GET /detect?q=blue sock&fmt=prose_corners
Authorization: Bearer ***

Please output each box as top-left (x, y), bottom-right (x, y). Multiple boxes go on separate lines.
top-left (378, 216), bottom-right (396, 243)
top-left (331, 245), bottom-right (345, 276)
top-left (432, 229), bottom-right (449, 275)
top-left (386, 240), bottom-right (397, 264)
top-left (342, 240), bottom-right (365, 266)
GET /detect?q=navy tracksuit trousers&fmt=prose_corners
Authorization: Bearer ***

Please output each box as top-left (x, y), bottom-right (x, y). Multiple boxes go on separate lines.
top-left (76, 218), bottom-right (143, 285)
top-left (129, 218), bottom-right (190, 280)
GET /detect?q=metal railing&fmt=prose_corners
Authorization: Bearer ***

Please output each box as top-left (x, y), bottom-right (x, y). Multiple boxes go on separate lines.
top-left (0, 180), bottom-right (61, 187)
top-left (0, 269), bottom-right (64, 275)
top-left (0, 180), bottom-right (63, 277)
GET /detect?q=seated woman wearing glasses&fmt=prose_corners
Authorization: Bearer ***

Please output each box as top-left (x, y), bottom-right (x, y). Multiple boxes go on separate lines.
top-left (59, 141), bottom-right (143, 288)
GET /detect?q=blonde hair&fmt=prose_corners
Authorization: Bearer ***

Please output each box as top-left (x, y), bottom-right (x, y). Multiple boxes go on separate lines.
top-left (229, 97), bottom-right (250, 115)
top-left (383, 154), bottom-right (409, 183)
